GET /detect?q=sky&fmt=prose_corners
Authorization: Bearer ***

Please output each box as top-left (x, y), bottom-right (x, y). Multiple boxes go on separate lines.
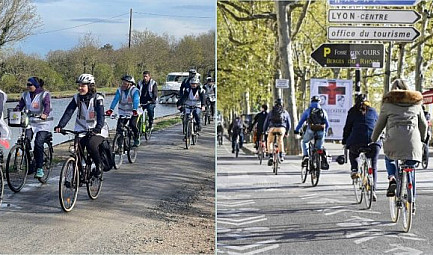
top-left (13, 0), bottom-right (215, 57)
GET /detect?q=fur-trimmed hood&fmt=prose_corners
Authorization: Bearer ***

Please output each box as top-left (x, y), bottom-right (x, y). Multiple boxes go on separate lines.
top-left (382, 90), bottom-right (423, 106)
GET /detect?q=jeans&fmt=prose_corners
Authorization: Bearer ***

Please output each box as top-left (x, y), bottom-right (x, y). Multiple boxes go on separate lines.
top-left (385, 156), bottom-right (418, 202)
top-left (116, 115), bottom-right (139, 140)
top-left (143, 103), bottom-right (156, 129)
top-left (232, 131), bottom-right (244, 151)
top-left (302, 128), bottom-right (324, 156)
top-left (185, 107), bottom-right (201, 127)
top-left (25, 129), bottom-right (50, 169)
top-left (349, 143), bottom-right (380, 190)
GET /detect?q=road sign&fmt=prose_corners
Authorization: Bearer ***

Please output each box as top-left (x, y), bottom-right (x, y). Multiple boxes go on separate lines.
top-left (328, 26), bottom-right (420, 42)
top-left (329, 0), bottom-right (421, 6)
top-left (328, 9), bottom-right (421, 24)
top-left (311, 44), bottom-right (384, 68)
top-left (275, 79), bottom-right (289, 88)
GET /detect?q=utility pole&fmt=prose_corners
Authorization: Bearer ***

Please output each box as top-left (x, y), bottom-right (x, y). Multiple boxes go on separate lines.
top-left (128, 8), bottom-right (133, 49)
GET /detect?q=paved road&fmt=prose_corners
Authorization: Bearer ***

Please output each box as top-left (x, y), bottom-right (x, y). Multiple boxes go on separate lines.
top-left (0, 122), bottom-right (215, 254)
top-left (217, 137), bottom-right (433, 254)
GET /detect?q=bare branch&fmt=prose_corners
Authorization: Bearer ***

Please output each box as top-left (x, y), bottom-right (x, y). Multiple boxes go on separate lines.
top-left (291, 0), bottom-right (311, 39)
top-left (218, 1), bottom-right (276, 22)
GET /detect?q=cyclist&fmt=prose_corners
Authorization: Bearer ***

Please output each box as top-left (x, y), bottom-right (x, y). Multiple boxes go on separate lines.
top-left (106, 75), bottom-right (141, 147)
top-left (263, 99), bottom-right (291, 163)
top-left (137, 71), bottom-right (158, 131)
top-left (179, 68), bottom-right (197, 98)
top-left (55, 74), bottom-right (108, 178)
top-left (203, 77), bottom-right (216, 118)
top-left (0, 89), bottom-right (11, 149)
top-left (371, 79), bottom-right (427, 199)
top-left (248, 104), bottom-right (268, 154)
top-left (294, 96), bottom-right (329, 170)
top-left (229, 115), bottom-right (247, 154)
top-left (177, 76), bottom-right (205, 136)
top-left (15, 77), bottom-right (53, 178)
top-left (342, 94), bottom-right (380, 201)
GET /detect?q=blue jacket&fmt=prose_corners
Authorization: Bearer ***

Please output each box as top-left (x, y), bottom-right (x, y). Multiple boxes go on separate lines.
top-left (110, 87), bottom-right (140, 111)
top-left (342, 105), bottom-right (378, 148)
top-left (263, 108), bottom-right (291, 135)
top-left (295, 102), bottom-right (329, 132)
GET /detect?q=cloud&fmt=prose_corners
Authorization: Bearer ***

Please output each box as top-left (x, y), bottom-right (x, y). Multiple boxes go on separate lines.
top-left (70, 18), bottom-right (124, 24)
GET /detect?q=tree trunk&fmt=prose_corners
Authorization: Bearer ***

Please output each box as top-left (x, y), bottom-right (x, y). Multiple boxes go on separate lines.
top-left (415, 9), bottom-right (428, 92)
top-left (275, 1), bottom-right (300, 155)
top-left (384, 42), bottom-right (393, 95)
top-left (397, 43), bottom-right (406, 78)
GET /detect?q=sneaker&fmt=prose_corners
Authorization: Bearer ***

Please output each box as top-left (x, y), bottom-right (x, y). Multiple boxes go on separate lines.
top-left (267, 158), bottom-right (273, 166)
top-left (34, 168), bottom-right (44, 178)
top-left (386, 179), bottom-right (397, 197)
top-left (412, 202), bottom-right (416, 215)
top-left (350, 169), bottom-right (359, 179)
top-left (92, 166), bottom-right (102, 178)
top-left (279, 152), bottom-right (284, 162)
top-left (372, 192), bottom-right (377, 202)
top-left (133, 138), bottom-right (140, 147)
top-left (302, 156), bottom-right (308, 167)
top-left (321, 155), bottom-right (329, 170)
top-left (232, 149), bottom-right (235, 153)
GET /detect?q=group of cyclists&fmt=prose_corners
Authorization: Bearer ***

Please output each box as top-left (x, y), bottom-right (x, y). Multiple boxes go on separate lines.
top-left (0, 71), bottom-right (158, 181)
top-left (233, 78), bottom-right (430, 207)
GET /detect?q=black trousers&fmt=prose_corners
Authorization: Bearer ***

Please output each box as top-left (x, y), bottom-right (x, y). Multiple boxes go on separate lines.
top-left (116, 115), bottom-right (139, 139)
top-left (79, 134), bottom-right (104, 167)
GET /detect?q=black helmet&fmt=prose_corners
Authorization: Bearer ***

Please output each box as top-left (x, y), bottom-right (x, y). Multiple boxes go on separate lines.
top-left (275, 98), bottom-right (282, 106)
top-left (311, 96), bottom-right (320, 102)
top-left (121, 75), bottom-right (136, 85)
top-left (355, 94), bottom-right (367, 105)
top-left (336, 155), bottom-right (345, 165)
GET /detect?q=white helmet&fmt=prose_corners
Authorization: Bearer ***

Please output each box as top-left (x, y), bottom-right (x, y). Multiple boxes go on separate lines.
top-left (190, 77), bottom-right (200, 84)
top-left (76, 73), bottom-right (95, 84)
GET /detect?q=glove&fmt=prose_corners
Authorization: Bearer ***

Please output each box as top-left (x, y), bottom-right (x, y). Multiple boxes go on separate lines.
top-left (132, 110), bottom-right (138, 116)
top-left (294, 130), bottom-right (299, 135)
top-left (105, 109), bottom-right (113, 116)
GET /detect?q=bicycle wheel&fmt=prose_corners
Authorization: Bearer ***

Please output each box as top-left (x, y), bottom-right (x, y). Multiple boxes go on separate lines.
top-left (127, 134), bottom-right (137, 163)
top-left (137, 114), bottom-right (145, 141)
top-left (353, 173), bottom-right (363, 204)
top-left (5, 144), bottom-right (29, 193)
top-left (363, 174), bottom-right (373, 209)
top-left (59, 157), bottom-right (79, 212)
top-left (258, 146), bottom-right (263, 165)
top-left (235, 143), bottom-right (239, 158)
top-left (422, 144), bottom-right (428, 169)
top-left (38, 142), bottom-right (53, 184)
top-left (301, 161), bottom-right (308, 183)
top-left (87, 165), bottom-right (103, 200)
top-left (185, 120), bottom-right (192, 149)
top-left (0, 168), bottom-right (4, 206)
top-left (273, 153), bottom-right (279, 175)
top-left (112, 134), bottom-right (123, 169)
top-left (192, 123), bottom-right (197, 145)
top-left (311, 153), bottom-right (320, 187)
top-left (401, 172), bottom-right (413, 232)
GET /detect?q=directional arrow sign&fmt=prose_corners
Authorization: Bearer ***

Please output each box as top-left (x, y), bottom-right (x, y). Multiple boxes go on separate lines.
top-left (311, 44), bottom-right (384, 68)
top-left (328, 9), bottom-right (421, 24)
top-left (328, 26), bottom-right (420, 42)
top-left (329, 0), bottom-right (421, 6)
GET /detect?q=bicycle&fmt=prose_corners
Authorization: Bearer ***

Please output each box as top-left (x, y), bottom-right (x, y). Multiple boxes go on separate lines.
top-left (57, 129), bottom-right (104, 212)
top-left (421, 142), bottom-right (428, 169)
top-left (301, 133), bottom-right (322, 186)
top-left (257, 134), bottom-right (266, 165)
top-left (389, 160), bottom-right (417, 233)
top-left (183, 105), bottom-right (200, 149)
top-left (352, 146), bottom-right (375, 209)
top-left (269, 131), bottom-right (282, 175)
top-left (5, 110), bottom-right (53, 192)
top-left (111, 114), bottom-right (137, 169)
top-left (217, 124), bottom-right (224, 146)
top-left (203, 99), bottom-right (211, 126)
top-left (0, 149), bottom-right (4, 206)
top-left (138, 103), bottom-right (152, 141)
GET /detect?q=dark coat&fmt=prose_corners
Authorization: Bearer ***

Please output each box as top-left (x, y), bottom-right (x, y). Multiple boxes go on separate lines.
top-left (342, 105), bottom-right (378, 148)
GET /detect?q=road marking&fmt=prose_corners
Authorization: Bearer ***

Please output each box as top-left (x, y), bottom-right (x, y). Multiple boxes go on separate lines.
top-left (218, 200), bottom-right (255, 207)
top-left (384, 244), bottom-right (423, 255)
top-left (218, 239), bottom-right (279, 255)
top-left (218, 215), bottom-right (267, 226)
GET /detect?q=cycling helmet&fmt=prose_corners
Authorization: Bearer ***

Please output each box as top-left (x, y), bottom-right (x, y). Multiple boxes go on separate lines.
top-left (336, 155), bottom-right (345, 165)
top-left (311, 95), bottom-right (321, 102)
top-left (121, 75), bottom-right (136, 85)
top-left (76, 74), bottom-right (95, 84)
top-left (275, 98), bottom-right (282, 106)
top-left (190, 77), bottom-right (200, 84)
top-left (189, 68), bottom-right (197, 74)
top-left (355, 94), bottom-right (367, 105)
top-left (206, 76), bottom-right (212, 81)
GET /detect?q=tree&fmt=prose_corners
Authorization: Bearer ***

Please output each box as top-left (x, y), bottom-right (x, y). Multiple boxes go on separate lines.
top-left (0, 0), bottom-right (41, 48)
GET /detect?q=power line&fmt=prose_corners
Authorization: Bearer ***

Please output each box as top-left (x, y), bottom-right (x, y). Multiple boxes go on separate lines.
top-left (36, 13), bottom-right (130, 35)
top-left (134, 11), bottom-right (213, 19)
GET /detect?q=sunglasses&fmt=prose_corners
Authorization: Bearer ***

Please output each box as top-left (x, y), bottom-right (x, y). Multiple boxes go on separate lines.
top-left (27, 83), bottom-right (34, 86)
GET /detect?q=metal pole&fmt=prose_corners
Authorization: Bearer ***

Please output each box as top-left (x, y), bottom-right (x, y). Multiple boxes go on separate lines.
top-left (128, 8), bottom-right (133, 49)
top-left (384, 42), bottom-right (393, 95)
top-left (355, 69), bottom-right (361, 94)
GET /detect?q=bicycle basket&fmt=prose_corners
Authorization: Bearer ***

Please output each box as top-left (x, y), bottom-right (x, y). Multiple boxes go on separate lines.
top-left (7, 109), bottom-right (29, 128)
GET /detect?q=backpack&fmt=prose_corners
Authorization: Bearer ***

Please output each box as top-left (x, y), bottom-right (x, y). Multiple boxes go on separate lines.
top-left (233, 119), bottom-right (242, 132)
top-left (270, 106), bottom-right (284, 125)
top-left (99, 139), bottom-right (115, 172)
top-left (308, 108), bottom-right (326, 131)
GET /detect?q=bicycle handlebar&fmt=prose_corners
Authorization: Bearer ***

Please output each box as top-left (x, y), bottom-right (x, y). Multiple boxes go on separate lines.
top-left (56, 129), bottom-right (91, 136)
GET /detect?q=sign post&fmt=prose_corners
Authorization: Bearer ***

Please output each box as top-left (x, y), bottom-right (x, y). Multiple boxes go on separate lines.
top-left (329, 0), bottom-right (421, 6)
top-left (275, 79), bottom-right (289, 89)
